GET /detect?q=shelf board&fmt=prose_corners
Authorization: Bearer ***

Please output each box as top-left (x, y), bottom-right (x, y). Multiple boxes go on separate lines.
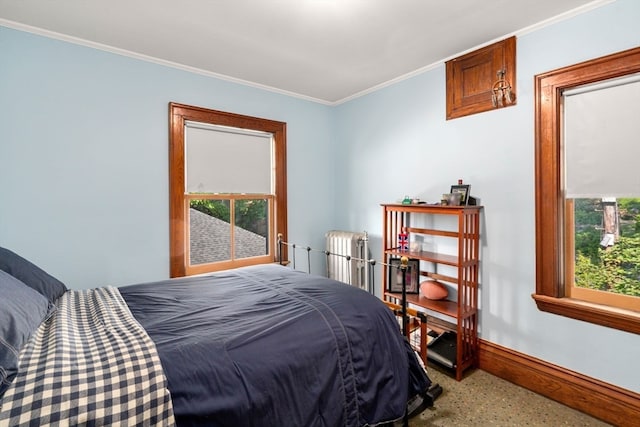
top-left (381, 203), bottom-right (483, 214)
top-left (385, 249), bottom-right (458, 266)
top-left (405, 226), bottom-right (458, 238)
top-left (385, 292), bottom-right (458, 318)
top-left (424, 271), bottom-right (457, 284)
top-left (426, 315), bottom-right (456, 332)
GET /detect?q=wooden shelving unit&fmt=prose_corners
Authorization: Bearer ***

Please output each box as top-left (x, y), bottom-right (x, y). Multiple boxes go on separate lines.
top-left (381, 203), bottom-right (482, 381)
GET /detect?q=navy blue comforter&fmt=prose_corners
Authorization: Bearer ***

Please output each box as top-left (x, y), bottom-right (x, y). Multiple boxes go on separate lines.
top-left (120, 264), bottom-right (430, 427)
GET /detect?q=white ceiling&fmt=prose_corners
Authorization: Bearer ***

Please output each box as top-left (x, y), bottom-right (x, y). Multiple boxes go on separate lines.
top-left (0, 0), bottom-right (610, 104)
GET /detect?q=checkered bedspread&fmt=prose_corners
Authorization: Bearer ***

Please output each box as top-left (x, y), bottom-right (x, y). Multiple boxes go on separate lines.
top-left (0, 287), bottom-right (175, 426)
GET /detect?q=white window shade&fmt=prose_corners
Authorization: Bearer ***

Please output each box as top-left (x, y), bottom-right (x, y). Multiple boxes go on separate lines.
top-left (185, 121), bottom-right (273, 194)
top-left (564, 75), bottom-right (640, 198)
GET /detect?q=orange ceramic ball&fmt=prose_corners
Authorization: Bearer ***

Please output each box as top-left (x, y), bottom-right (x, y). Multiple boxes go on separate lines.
top-left (420, 280), bottom-right (448, 300)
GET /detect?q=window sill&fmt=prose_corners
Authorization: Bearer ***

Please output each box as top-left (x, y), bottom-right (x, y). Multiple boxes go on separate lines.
top-left (532, 294), bottom-right (640, 335)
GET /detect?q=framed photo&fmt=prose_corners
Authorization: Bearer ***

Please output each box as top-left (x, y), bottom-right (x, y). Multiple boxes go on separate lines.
top-left (388, 258), bottom-right (419, 293)
top-left (450, 184), bottom-right (471, 205)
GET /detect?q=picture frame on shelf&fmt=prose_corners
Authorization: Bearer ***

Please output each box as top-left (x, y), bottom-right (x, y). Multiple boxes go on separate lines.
top-left (388, 258), bottom-right (419, 293)
top-left (450, 184), bottom-right (471, 205)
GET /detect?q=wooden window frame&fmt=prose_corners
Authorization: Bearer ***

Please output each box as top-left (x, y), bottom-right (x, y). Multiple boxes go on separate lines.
top-left (533, 47), bottom-right (640, 335)
top-left (169, 102), bottom-right (288, 278)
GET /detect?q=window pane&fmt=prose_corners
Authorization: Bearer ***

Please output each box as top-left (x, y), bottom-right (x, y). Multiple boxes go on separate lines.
top-left (234, 199), bottom-right (269, 259)
top-left (189, 199), bottom-right (231, 265)
top-left (573, 197), bottom-right (640, 297)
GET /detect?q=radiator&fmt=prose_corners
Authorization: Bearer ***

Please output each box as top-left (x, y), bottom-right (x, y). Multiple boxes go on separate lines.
top-left (325, 230), bottom-right (370, 292)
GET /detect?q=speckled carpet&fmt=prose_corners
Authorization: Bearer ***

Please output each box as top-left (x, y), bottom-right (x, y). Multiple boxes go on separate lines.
top-left (408, 366), bottom-right (612, 426)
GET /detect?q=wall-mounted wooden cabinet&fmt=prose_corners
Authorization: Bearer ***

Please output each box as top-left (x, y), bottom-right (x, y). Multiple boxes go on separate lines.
top-left (446, 36), bottom-right (516, 120)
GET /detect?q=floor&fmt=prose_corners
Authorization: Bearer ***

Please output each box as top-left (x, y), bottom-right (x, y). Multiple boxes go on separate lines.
top-left (408, 365), bottom-right (612, 426)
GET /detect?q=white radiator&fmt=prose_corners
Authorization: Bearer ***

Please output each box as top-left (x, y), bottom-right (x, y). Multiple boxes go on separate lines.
top-left (325, 230), bottom-right (370, 292)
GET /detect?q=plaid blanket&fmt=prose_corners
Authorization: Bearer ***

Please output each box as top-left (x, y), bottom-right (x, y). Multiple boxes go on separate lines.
top-left (0, 287), bottom-right (175, 426)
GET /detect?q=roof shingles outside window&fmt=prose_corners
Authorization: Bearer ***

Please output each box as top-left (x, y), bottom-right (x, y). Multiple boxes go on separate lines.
top-left (189, 208), bottom-right (267, 265)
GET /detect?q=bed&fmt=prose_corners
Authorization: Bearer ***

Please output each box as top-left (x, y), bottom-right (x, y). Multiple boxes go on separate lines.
top-left (0, 246), bottom-right (432, 426)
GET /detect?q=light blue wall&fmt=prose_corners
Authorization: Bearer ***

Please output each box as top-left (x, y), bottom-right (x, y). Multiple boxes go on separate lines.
top-left (335, 0), bottom-right (640, 393)
top-left (0, 26), bottom-right (337, 287)
top-left (1, 0), bottom-right (639, 395)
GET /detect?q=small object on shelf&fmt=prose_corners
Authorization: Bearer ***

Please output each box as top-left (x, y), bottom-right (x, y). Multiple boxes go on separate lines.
top-left (441, 193), bottom-right (461, 206)
top-left (449, 184), bottom-right (471, 205)
top-left (426, 329), bottom-right (439, 345)
top-left (402, 195), bottom-right (412, 205)
top-left (397, 232), bottom-right (409, 251)
top-left (420, 280), bottom-right (448, 300)
top-left (387, 257), bottom-right (419, 293)
top-left (427, 331), bottom-right (457, 369)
